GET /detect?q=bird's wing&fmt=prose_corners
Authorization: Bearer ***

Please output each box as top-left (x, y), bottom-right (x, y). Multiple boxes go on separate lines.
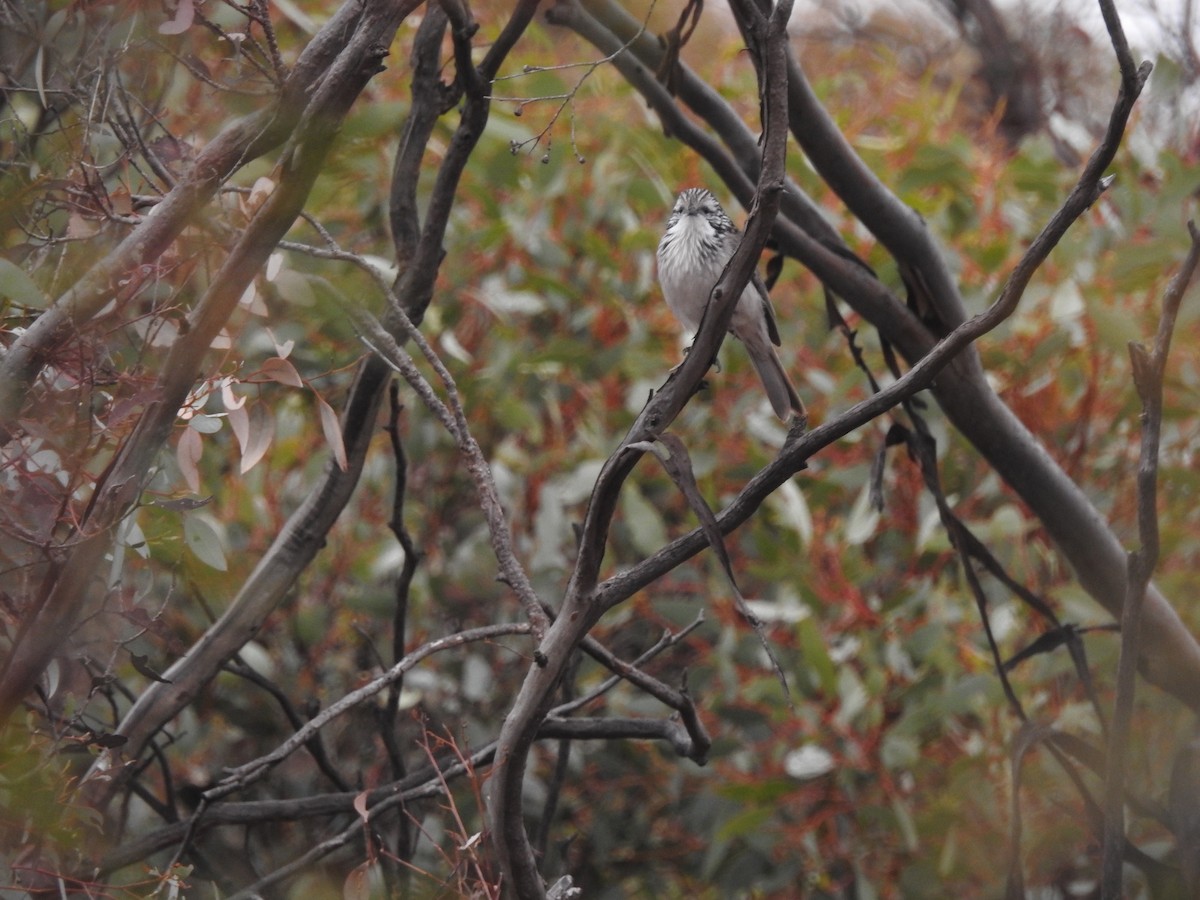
top-left (752, 272), bottom-right (783, 347)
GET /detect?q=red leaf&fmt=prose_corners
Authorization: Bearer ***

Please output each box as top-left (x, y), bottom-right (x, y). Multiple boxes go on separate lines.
top-left (342, 861), bottom-right (372, 900)
top-left (177, 425), bottom-right (202, 493)
top-left (316, 391), bottom-right (348, 472)
top-left (259, 356), bottom-right (303, 388)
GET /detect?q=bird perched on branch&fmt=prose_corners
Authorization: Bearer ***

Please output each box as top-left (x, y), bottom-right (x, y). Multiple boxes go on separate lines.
top-left (656, 187), bottom-right (805, 422)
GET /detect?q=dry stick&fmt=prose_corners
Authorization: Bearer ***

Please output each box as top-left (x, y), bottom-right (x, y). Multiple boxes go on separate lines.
top-left (576, 625), bottom-right (711, 760)
top-left (221, 710), bottom-right (708, 899)
top-left (537, 716), bottom-right (697, 753)
top-left (486, 1), bottom-right (795, 895)
top-left (220, 770), bottom-right (478, 900)
top-left (532, 617), bottom-right (713, 860)
top-left (99, 615), bottom-right (703, 874)
top-left (348, 298), bottom-right (549, 636)
top-left (1100, 222), bottom-right (1200, 898)
top-left (206, 623), bottom-right (533, 800)
top-left (103, 752), bottom-right (487, 883)
top-left (222, 659), bottom-right (352, 793)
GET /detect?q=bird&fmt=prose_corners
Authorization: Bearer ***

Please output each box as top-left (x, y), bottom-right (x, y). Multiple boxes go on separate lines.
top-left (656, 187), bottom-right (805, 422)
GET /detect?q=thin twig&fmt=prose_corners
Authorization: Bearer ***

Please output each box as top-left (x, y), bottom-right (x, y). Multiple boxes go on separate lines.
top-left (277, 229), bottom-right (550, 636)
top-left (107, 638), bottom-right (700, 885)
top-left (205, 623), bottom-right (531, 799)
top-left (1100, 221), bottom-right (1200, 897)
top-left (489, 0), bottom-right (657, 160)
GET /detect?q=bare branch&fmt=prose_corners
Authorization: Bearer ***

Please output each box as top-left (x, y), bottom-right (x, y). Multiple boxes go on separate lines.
top-left (202, 623), bottom-right (532, 800)
top-left (97, 637), bottom-right (697, 883)
top-left (1101, 220), bottom-right (1200, 896)
top-left (488, 1), bottom-right (795, 894)
top-left (351, 301), bottom-right (549, 634)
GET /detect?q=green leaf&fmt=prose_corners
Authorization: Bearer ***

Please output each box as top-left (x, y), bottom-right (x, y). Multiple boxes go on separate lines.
top-left (619, 484), bottom-right (668, 556)
top-left (714, 805), bottom-right (773, 843)
top-left (0, 259), bottom-right (48, 309)
top-left (795, 617), bottom-right (837, 695)
top-left (184, 513), bottom-right (228, 571)
top-left (1109, 240), bottom-right (1178, 292)
top-left (717, 778), bottom-right (794, 805)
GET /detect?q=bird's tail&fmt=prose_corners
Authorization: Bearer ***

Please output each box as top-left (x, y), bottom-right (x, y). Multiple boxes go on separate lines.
top-left (746, 341), bottom-right (806, 422)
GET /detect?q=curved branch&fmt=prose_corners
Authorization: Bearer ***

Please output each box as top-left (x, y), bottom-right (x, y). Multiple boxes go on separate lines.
top-left (558, 0), bottom-right (1200, 709)
top-left (538, 716), bottom-right (700, 757)
top-left (487, 2), bottom-right (795, 895)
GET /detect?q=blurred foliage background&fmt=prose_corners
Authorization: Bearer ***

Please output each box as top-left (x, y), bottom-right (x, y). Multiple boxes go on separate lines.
top-left (2, 0), bottom-right (1200, 896)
